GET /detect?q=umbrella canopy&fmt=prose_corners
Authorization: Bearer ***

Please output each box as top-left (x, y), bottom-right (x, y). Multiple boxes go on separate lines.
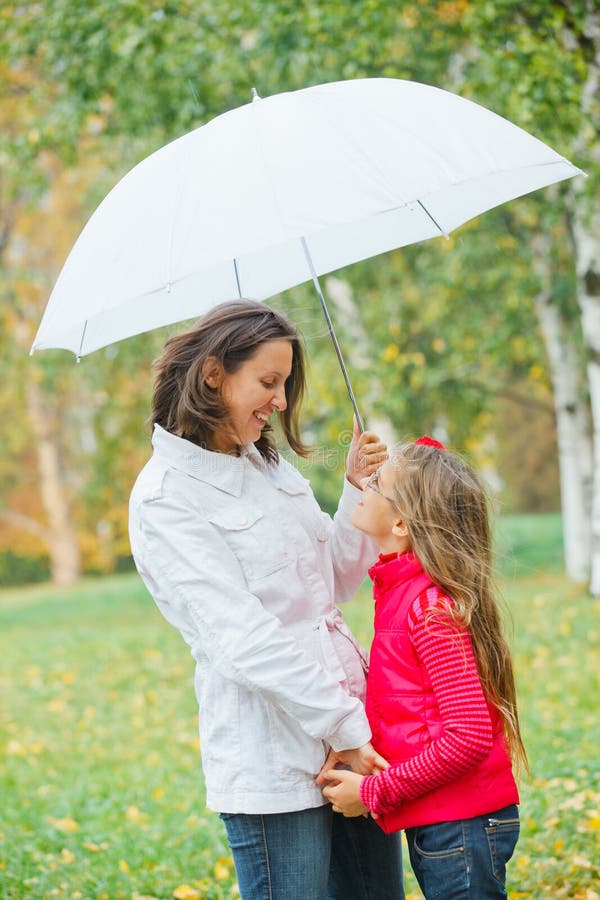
top-left (32, 77), bottom-right (582, 358)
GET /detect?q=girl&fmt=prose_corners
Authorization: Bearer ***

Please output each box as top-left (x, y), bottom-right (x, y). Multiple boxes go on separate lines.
top-left (129, 299), bottom-right (404, 899)
top-left (320, 437), bottom-right (526, 899)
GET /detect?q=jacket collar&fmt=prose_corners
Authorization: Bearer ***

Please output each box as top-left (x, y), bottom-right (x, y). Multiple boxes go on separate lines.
top-left (368, 550), bottom-right (424, 591)
top-left (151, 423), bottom-right (266, 497)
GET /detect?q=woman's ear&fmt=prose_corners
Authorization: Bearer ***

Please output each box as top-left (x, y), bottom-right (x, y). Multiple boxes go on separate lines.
top-left (391, 519), bottom-right (409, 538)
top-left (201, 356), bottom-right (223, 389)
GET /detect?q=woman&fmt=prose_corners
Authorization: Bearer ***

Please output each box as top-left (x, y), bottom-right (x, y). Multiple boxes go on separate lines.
top-left (129, 299), bottom-right (404, 899)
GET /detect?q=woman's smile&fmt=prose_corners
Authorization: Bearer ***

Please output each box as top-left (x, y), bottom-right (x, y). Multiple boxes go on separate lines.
top-left (215, 339), bottom-right (293, 452)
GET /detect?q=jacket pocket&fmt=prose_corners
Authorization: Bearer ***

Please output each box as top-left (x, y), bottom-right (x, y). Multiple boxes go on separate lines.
top-left (275, 477), bottom-right (331, 543)
top-left (373, 691), bottom-right (430, 755)
top-left (208, 506), bottom-right (291, 581)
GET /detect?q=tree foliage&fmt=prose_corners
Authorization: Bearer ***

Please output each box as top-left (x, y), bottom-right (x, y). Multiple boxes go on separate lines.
top-left (0, 0), bottom-right (591, 579)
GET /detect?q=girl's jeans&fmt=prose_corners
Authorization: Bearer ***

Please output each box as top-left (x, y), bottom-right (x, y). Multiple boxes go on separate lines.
top-left (220, 804), bottom-right (404, 900)
top-left (405, 804), bottom-right (520, 899)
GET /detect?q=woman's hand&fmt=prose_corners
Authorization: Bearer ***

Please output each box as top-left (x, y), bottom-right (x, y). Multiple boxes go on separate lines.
top-left (345, 417), bottom-right (388, 489)
top-left (322, 769), bottom-right (370, 817)
top-left (315, 743), bottom-right (389, 785)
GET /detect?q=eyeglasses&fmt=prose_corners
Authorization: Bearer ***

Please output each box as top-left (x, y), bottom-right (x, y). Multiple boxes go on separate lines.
top-left (364, 470), bottom-right (396, 505)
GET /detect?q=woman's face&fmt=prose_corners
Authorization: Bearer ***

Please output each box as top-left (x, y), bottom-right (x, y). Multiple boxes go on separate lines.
top-left (213, 339), bottom-right (293, 452)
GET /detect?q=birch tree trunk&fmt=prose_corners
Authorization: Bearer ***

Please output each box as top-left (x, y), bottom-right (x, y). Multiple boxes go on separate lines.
top-left (532, 234), bottom-right (592, 582)
top-left (25, 378), bottom-right (81, 586)
top-left (569, 5), bottom-right (600, 594)
top-left (324, 276), bottom-right (397, 447)
top-left (572, 202), bottom-right (600, 594)
top-left (1, 192), bottom-right (83, 587)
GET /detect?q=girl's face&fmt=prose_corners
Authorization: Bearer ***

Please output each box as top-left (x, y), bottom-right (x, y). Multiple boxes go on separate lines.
top-left (211, 339), bottom-right (293, 453)
top-left (351, 459), bottom-right (409, 553)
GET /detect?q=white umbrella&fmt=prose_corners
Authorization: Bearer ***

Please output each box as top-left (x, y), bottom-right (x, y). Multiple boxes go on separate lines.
top-left (32, 78), bottom-right (582, 426)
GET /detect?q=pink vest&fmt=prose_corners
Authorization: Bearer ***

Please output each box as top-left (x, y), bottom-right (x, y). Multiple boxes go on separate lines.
top-left (366, 553), bottom-right (519, 833)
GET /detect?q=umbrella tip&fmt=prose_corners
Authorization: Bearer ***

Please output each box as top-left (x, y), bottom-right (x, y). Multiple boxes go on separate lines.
top-left (251, 87), bottom-right (261, 102)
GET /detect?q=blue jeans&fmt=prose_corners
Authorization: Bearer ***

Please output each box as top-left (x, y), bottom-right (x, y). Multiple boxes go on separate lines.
top-left (220, 805), bottom-right (404, 900)
top-left (405, 805), bottom-right (520, 899)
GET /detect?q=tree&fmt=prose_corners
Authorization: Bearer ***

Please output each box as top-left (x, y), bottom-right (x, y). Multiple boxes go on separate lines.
top-left (0, 60), bottom-right (83, 584)
top-left (0, 49), bottom-right (161, 584)
top-left (531, 228), bottom-right (591, 580)
top-left (0, 0), bottom-right (589, 583)
top-left (461, 0), bottom-right (599, 588)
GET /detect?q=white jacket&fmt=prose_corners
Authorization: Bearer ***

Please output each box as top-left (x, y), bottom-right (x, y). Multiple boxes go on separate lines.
top-left (129, 424), bottom-right (376, 814)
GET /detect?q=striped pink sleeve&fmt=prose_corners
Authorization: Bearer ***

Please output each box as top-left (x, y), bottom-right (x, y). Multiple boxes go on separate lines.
top-left (360, 591), bottom-right (493, 816)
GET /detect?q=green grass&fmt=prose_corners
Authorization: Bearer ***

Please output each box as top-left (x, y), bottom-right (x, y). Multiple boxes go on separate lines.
top-left (1, 515), bottom-right (599, 899)
top-left (494, 512), bottom-right (565, 577)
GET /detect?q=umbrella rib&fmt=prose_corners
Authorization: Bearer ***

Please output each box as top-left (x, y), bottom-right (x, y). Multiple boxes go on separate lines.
top-left (76, 320), bottom-right (88, 362)
top-left (416, 200), bottom-right (448, 238)
top-left (300, 236), bottom-right (364, 433)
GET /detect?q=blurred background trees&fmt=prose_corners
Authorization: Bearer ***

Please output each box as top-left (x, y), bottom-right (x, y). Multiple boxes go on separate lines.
top-left (0, 0), bottom-right (596, 589)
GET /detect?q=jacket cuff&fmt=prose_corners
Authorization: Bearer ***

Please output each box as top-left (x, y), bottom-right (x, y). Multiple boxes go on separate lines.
top-left (338, 476), bottom-right (363, 517)
top-left (327, 714), bottom-right (371, 753)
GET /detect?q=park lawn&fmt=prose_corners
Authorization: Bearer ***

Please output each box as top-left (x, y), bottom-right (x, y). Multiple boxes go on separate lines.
top-left (0, 514), bottom-right (598, 900)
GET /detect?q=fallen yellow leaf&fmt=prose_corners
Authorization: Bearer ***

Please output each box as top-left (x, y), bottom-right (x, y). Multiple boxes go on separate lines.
top-left (173, 887), bottom-right (201, 900)
top-left (213, 862), bottom-right (229, 880)
top-left (47, 817), bottom-right (80, 833)
top-left (6, 741), bottom-right (27, 756)
top-left (145, 752), bottom-right (161, 766)
top-left (118, 859), bottom-right (130, 873)
top-left (382, 343), bottom-right (400, 363)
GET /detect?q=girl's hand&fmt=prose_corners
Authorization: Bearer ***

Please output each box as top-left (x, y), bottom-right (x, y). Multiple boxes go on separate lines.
top-left (315, 748), bottom-right (342, 785)
top-left (315, 743), bottom-right (389, 785)
top-left (345, 417), bottom-right (387, 489)
top-left (322, 769), bottom-right (370, 817)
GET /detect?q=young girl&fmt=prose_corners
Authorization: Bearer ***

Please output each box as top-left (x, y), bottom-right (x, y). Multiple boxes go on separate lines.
top-left (320, 436), bottom-right (526, 899)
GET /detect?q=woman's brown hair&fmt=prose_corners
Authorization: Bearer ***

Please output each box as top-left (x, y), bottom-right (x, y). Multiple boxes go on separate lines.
top-left (389, 442), bottom-right (528, 773)
top-left (151, 299), bottom-right (309, 463)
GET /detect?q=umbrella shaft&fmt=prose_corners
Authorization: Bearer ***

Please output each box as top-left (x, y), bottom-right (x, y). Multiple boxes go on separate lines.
top-left (233, 258), bottom-right (243, 299)
top-left (300, 237), bottom-right (364, 433)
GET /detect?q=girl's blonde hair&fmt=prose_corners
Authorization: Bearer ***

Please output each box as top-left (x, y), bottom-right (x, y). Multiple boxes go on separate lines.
top-left (389, 441), bottom-right (528, 773)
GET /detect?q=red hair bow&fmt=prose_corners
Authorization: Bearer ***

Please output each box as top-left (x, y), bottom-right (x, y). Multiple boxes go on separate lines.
top-left (414, 435), bottom-right (446, 450)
